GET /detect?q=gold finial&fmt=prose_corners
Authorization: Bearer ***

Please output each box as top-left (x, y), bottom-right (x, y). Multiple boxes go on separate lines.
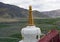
top-left (28, 5), bottom-right (34, 26)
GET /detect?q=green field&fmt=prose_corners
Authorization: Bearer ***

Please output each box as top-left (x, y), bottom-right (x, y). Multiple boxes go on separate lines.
top-left (0, 18), bottom-right (60, 42)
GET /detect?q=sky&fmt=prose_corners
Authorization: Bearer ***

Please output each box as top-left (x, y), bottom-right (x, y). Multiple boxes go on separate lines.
top-left (0, 0), bottom-right (60, 12)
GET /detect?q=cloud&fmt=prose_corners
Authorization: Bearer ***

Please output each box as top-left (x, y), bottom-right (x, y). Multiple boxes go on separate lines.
top-left (0, 0), bottom-right (60, 11)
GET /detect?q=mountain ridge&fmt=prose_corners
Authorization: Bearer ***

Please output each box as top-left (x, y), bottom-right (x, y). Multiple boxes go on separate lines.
top-left (0, 2), bottom-right (60, 19)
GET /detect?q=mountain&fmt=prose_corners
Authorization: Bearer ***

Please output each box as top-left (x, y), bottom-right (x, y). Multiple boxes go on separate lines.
top-left (0, 2), bottom-right (49, 19)
top-left (0, 2), bottom-right (60, 19)
top-left (41, 10), bottom-right (60, 18)
top-left (0, 2), bottom-right (28, 18)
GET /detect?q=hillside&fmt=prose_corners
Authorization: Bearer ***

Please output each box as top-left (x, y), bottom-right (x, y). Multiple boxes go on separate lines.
top-left (0, 2), bottom-right (28, 18)
top-left (0, 2), bottom-right (60, 19)
top-left (42, 10), bottom-right (60, 18)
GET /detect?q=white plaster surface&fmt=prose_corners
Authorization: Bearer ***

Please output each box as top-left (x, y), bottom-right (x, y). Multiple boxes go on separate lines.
top-left (19, 26), bottom-right (41, 42)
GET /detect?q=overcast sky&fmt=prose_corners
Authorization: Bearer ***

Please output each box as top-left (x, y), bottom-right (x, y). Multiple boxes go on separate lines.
top-left (0, 0), bottom-right (60, 12)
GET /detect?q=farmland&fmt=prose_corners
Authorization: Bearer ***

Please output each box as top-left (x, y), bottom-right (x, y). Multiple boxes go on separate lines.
top-left (0, 18), bottom-right (60, 42)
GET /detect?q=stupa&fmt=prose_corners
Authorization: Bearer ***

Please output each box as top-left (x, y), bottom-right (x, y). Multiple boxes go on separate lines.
top-left (19, 5), bottom-right (41, 42)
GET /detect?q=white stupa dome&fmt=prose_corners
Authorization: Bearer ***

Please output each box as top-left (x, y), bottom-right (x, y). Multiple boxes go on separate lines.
top-left (19, 26), bottom-right (41, 42)
top-left (21, 26), bottom-right (41, 35)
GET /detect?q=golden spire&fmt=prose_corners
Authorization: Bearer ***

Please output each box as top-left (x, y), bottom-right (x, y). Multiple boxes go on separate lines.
top-left (28, 5), bottom-right (34, 26)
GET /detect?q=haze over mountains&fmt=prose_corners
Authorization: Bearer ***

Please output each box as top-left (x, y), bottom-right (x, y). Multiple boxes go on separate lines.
top-left (0, 2), bottom-right (60, 19)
